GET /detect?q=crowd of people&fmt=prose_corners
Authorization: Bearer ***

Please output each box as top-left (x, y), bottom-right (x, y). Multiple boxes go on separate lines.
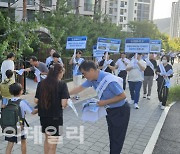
top-left (0, 49), bottom-right (176, 154)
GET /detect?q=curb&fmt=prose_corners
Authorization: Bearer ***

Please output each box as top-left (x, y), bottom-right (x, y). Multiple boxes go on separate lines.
top-left (143, 102), bottom-right (176, 154)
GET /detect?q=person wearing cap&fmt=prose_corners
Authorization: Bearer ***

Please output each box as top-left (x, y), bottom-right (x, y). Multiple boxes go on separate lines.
top-left (126, 53), bottom-right (147, 109)
top-left (69, 50), bottom-right (84, 100)
top-left (115, 52), bottom-right (130, 90)
top-left (99, 52), bottom-right (115, 74)
top-left (46, 49), bottom-right (63, 68)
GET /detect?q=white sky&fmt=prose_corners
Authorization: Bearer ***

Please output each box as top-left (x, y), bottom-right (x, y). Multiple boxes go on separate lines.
top-left (153, 0), bottom-right (178, 19)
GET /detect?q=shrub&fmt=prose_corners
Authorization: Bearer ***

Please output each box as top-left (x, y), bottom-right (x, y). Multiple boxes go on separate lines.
top-left (167, 85), bottom-right (180, 103)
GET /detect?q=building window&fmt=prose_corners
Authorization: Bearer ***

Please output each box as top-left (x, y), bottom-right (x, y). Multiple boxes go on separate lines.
top-left (109, 8), bottom-right (113, 14)
top-left (120, 9), bottom-right (124, 15)
top-left (27, 0), bottom-right (35, 5)
top-left (134, 18), bottom-right (136, 21)
top-left (0, 0), bottom-right (15, 2)
top-left (114, 8), bottom-right (117, 12)
top-left (120, 16), bottom-right (123, 22)
top-left (135, 3), bottom-right (137, 6)
top-left (124, 17), bottom-right (126, 20)
top-left (124, 9), bottom-right (127, 13)
top-left (67, 0), bottom-right (76, 9)
top-left (110, 2), bottom-right (113, 6)
top-left (27, 10), bottom-right (35, 21)
top-left (125, 1), bottom-right (127, 5)
top-left (134, 10), bottom-right (137, 14)
top-left (120, 1), bottom-right (124, 7)
top-left (44, 0), bottom-right (52, 7)
top-left (84, 0), bottom-right (93, 11)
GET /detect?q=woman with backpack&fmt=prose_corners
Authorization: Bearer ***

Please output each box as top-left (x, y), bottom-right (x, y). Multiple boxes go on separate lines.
top-left (34, 63), bottom-right (69, 154)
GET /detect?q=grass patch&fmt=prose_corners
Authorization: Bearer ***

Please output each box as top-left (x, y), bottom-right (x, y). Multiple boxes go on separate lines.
top-left (167, 85), bottom-right (180, 104)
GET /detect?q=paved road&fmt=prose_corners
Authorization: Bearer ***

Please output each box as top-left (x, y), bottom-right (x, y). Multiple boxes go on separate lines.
top-left (0, 62), bottom-right (179, 154)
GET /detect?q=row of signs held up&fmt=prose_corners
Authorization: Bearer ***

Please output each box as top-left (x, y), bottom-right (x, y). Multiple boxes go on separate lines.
top-left (66, 36), bottom-right (162, 57)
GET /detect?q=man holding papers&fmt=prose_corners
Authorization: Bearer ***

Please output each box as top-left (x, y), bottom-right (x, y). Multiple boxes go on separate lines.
top-left (69, 60), bottom-right (130, 154)
top-left (25, 56), bottom-right (48, 82)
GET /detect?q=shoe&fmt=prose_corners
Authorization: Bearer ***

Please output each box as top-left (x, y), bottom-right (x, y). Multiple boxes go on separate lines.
top-left (161, 105), bottom-right (165, 110)
top-left (158, 102), bottom-right (162, 106)
top-left (129, 100), bottom-right (134, 104)
top-left (75, 96), bottom-right (80, 100)
top-left (143, 94), bottom-right (146, 98)
top-left (147, 96), bottom-right (151, 100)
top-left (134, 103), bottom-right (139, 109)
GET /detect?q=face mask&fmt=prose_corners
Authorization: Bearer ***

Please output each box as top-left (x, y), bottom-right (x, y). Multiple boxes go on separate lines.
top-left (162, 60), bottom-right (167, 64)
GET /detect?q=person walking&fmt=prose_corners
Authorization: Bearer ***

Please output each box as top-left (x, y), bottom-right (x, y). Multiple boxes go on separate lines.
top-left (126, 53), bottom-right (147, 109)
top-left (69, 50), bottom-right (84, 100)
top-left (69, 60), bottom-right (130, 154)
top-left (34, 63), bottom-right (69, 154)
top-left (156, 55), bottom-right (173, 110)
top-left (143, 53), bottom-right (157, 100)
top-left (115, 52), bottom-right (130, 90)
top-left (99, 52), bottom-right (115, 74)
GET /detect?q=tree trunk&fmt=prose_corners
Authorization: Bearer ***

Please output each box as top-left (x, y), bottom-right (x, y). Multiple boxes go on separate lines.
top-left (39, 0), bottom-right (44, 13)
top-left (8, 0), bottom-right (11, 18)
top-left (22, 0), bottom-right (27, 21)
top-left (75, 0), bottom-right (80, 16)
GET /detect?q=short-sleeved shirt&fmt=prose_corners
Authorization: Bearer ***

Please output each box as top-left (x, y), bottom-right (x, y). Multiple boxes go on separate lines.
top-left (144, 59), bottom-right (157, 76)
top-left (82, 71), bottom-right (125, 108)
top-left (10, 97), bottom-right (33, 118)
top-left (30, 62), bottom-right (48, 73)
top-left (46, 56), bottom-right (64, 68)
top-left (156, 64), bottom-right (173, 82)
top-left (73, 58), bottom-right (84, 76)
top-left (99, 59), bottom-right (115, 73)
top-left (115, 58), bottom-right (130, 72)
top-left (35, 81), bottom-right (70, 117)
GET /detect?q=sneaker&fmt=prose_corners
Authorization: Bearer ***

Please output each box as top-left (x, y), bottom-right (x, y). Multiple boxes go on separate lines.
top-left (147, 96), bottom-right (151, 100)
top-left (134, 103), bottom-right (139, 109)
top-left (129, 100), bottom-right (134, 104)
top-left (143, 94), bottom-right (146, 98)
top-left (161, 105), bottom-right (165, 110)
top-left (158, 102), bottom-right (162, 106)
top-left (75, 96), bottom-right (80, 100)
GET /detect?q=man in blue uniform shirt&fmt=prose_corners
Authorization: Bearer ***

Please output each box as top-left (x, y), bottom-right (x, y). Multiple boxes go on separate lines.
top-left (69, 60), bottom-right (130, 154)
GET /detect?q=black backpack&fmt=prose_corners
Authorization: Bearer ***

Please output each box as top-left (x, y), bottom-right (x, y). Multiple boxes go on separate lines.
top-left (0, 99), bottom-right (24, 135)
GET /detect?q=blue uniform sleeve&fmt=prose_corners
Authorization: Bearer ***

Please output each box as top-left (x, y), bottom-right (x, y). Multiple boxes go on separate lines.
top-left (108, 82), bottom-right (124, 96)
top-left (81, 80), bottom-right (92, 88)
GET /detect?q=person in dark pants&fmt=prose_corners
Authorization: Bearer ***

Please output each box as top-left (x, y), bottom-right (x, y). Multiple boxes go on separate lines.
top-left (115, 53), bottom-right (130, 90)
top-left (69, 60), bottom-right (130, 154)
top-left (156, 55), bottom-right (173, 110)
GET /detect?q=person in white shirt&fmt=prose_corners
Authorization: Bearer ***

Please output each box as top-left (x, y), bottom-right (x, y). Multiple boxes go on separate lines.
top-left (69, 50), bottom-right (84, 100)
top-left (115, 53), bottom-right (130, 90)
top-left (1, 53), bottom-right (15, 82)
top-left (46, 49), bottom-right (63, 68)
top-left (126, 53), bottom-right (147, 109)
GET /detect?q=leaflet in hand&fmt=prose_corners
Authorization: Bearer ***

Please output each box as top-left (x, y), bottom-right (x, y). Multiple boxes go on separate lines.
top-left (67, 99), bottom-right (78, 117)
top-left (15, 69), bottom-right (25, 75)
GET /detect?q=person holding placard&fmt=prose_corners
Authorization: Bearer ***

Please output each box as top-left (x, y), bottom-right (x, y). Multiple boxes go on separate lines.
top-left (69, 50), bottom-right (84, 100)
top-left (156, 55), bottom-right (173, 110)
top-left (99, 52), bottom-right (115, 74)
top-left (143, 53), bottom-right (157, 100)
top-left (115, 52), bottom-right (130, 90)
top-left (126, 53), bottom-right (147, 109)
top-left (69, 60), bottom-right (130, 154)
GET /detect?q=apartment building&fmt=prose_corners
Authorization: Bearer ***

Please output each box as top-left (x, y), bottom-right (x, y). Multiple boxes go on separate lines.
top-left (0, 0), bottom-right (107, 21)
top-left (108, 0), bottom-right (155, 31)
top-left (170, 0), bottom-right (180, 38)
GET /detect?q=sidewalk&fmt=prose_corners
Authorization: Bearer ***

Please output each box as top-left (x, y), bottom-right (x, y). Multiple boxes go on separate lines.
top-left (0, 62), bottom-right (179, 154)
